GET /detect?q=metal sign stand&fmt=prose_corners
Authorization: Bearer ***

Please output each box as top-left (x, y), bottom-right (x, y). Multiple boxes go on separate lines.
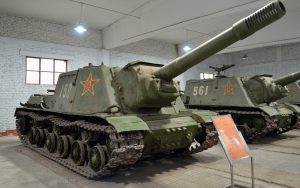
top-left (225, 157), bottom-right (254, 188)
top-left (219, 133), bottom-right (255, 188)
top-left (212, 115), bottom-right (255, 188)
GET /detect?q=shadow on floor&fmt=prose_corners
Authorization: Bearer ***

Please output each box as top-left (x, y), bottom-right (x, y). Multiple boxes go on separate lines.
top-left (250, 132), bottom-right (299, 145)
top-left (8, 143), bottom-right (222, 185)
top-left (102, 152), bottom-right (222, 184)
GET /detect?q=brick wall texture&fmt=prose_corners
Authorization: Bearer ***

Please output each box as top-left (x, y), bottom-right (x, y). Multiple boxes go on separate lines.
top-left (0, 36), bottom-right (103, 130)
top-left (0, 13), bottom-right (102, 49)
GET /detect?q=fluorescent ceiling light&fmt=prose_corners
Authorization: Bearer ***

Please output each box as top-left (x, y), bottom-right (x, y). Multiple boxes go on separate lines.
top-left (74, 25), bottom-right (87, 33)
top-left (183, 45), bottom-right (191, 52)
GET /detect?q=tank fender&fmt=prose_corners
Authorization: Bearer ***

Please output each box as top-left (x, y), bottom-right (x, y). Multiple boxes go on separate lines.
top-left (105, 115), bottom-right (149, 133)
top-left (189, 110), bottom-right (217, 123)
top-left (282, 103), bottom-right (300, 114)
top-left (258, 105), bottom-right (293, 116)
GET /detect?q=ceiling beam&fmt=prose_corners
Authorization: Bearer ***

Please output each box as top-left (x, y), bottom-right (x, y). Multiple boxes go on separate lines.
top-left (102, 0), bottom-right (269, 49)
top-left (69, 0), bottom-right (140, 19)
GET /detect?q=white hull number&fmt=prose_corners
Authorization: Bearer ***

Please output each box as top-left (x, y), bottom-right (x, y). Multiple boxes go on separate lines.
top-left (193, 86), bottom-right (208, 96)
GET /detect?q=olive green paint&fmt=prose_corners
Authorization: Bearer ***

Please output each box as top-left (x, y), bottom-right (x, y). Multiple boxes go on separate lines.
top-left (106, 116), bottom-right (149, 132)
top-left (279, 82), bottom-right (300, 106)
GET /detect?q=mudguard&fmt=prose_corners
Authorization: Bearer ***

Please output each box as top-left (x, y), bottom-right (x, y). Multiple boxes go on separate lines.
top-left (258, 104), bottom-right (293, 116)
top-left (26, 95), bottom-right (42, 106)
top-left (105, 115), bottom-right (149, 132)
top-left (189, 110), bottom-right (217, 123)
top-left (282, 102), bottom-right (300, 114)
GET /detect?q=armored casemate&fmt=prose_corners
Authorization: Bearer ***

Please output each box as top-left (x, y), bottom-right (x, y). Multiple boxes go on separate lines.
top-left (183, 65), bottom-right (300, 141)
top-left (15, 1), bottom-right (286, 178)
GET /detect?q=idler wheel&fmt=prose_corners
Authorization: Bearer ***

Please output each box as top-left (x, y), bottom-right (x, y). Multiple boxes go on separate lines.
top-left (35, 128), bottom-right (46, 147)
top-left (71, 140), bottom-right (86, 166)
top-left (89, 146), bottom-right (107, 171)
top-left (28, 127), bottom-right (37, 145)
top-left (18, 116), bottom-right (29, 135)
top-left (45, 132), bottom-right (57, 153)
top-left (237, 124), bottom-right (252, 139)
top-left (57, 135), bottom-right (70, 158)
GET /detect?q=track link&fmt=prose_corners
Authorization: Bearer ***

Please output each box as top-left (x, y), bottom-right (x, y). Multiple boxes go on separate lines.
top-left (294, 114), bottom-right (300, 129)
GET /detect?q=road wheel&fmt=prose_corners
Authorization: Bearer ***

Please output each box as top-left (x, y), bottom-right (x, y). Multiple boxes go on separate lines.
top-left (89, 145), bottom-right (107, 171)
top-left (46, 132), bottom-right (57, 153)
top-left (71, 140), bottom-right (86, 166)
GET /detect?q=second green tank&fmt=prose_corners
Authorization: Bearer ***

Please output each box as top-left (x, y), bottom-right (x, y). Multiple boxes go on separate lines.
top-left (182, 65), bottom-right (300, 141)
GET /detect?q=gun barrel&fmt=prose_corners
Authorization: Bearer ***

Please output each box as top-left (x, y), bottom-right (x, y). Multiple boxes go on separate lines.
top-left (224, 64), bottom-right (235, 70)
top-left (274, 71), bottom-right (300, 86)
top-left (154, 1), bottom-right (286, 80)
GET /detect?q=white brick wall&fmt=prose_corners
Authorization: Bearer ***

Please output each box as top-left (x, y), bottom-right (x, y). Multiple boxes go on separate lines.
top-left (229, 43), bottom-right (300, 78)
top-left (110, 39), bottom-right (178, 62)
top-left (0, 36), bottom-right (102, 131)
top-left (0, 13), bottom-right (102, 49)
top-left (109, 39), bottom-right (177, 67)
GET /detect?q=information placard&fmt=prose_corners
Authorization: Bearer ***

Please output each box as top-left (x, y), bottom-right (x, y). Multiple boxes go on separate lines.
top-left (212, 115), bottom-right (250, 163)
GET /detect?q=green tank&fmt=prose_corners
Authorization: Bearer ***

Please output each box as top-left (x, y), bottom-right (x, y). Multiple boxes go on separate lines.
top-left (279, 81), bottom-right (300, 106)
top-left (15, 1), bottom-right (286, 178)
top-left (182, 63), bottom-right (300, 141)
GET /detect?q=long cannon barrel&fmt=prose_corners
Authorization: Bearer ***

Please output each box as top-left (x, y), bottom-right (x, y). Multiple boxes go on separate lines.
top-left (274, 71), bottom-right (300, 86)
top-left (154, 0), bottom-right (286, 80)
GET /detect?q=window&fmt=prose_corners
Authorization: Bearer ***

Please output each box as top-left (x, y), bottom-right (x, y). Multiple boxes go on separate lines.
top-left (200, 72), bottom-right (214, 80)
top-left (26, 57), bottom-right (67, 85)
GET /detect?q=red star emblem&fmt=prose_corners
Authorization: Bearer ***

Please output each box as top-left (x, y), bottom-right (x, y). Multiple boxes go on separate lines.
top-left (224, 82), bottom-right (234, 95)
top-left (287, 86), bottom-right (296, 94)
top-left (80, 72), bottom-right (99, 96)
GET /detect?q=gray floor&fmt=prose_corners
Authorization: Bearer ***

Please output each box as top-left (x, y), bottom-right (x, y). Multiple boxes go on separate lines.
top-left (0, 130), bottom-right (299, 188)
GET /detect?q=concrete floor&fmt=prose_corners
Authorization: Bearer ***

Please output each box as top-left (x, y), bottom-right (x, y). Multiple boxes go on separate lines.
top-left (0, 130), bottom-right (299, 188)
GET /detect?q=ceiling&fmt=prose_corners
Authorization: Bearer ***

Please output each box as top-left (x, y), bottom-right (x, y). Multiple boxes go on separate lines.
top-left (0, 0), bottom-right (149, 29)
top-left (0, 0), bottom-right (300, 51)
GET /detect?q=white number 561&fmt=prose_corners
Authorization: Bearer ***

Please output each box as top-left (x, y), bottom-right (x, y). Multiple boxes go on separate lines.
top-left (193, 86), bottom-right (208, 96)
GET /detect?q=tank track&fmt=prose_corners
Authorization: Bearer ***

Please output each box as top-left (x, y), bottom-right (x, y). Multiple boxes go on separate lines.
top-left (15, 110), bottom-right (144, 179)
top-left (295, 114), bottom-right (300, 129)
top-left (215, 109), bottom-right (294, 142)
top-left (172, 124), bottom-right (218, 155)
top-left (185, 126), bottom-right (218, 154)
